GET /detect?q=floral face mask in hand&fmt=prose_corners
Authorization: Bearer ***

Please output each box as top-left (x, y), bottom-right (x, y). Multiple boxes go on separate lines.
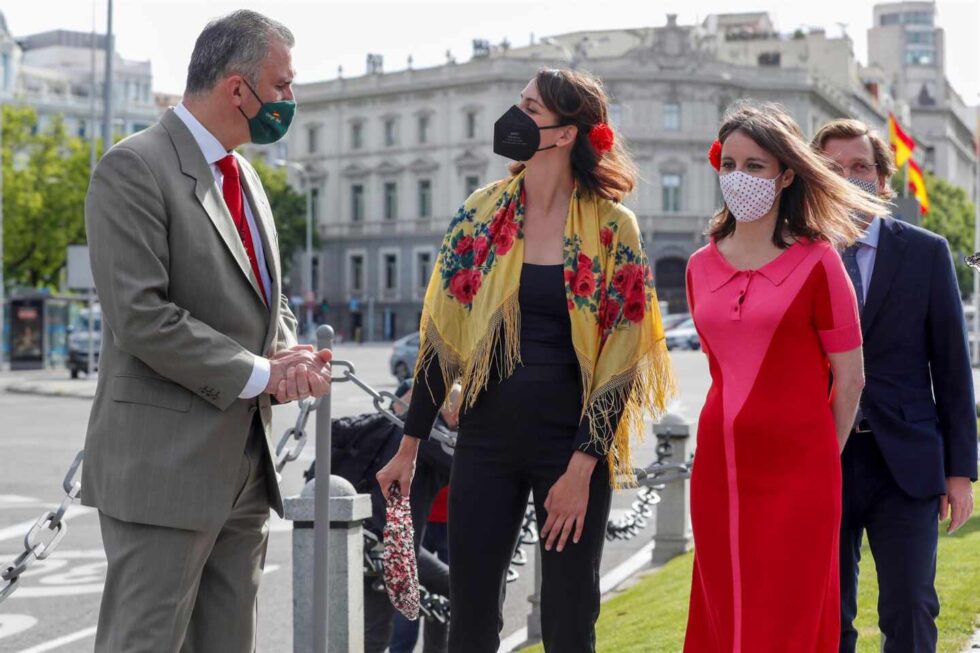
top-left (383, 484), bottom-right (420, 620)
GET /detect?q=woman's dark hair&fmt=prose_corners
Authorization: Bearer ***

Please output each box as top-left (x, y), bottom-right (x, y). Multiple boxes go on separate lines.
top-left (509, 68), bottom-right (637, 203)
top-left (709, 101), bottom-right (884, 249)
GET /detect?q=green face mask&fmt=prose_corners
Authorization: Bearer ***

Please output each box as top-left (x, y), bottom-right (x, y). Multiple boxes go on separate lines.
top-left (239, 79), bottom-right (295, 145)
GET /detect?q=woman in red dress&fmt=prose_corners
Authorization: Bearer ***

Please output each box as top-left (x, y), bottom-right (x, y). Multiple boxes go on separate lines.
top-left (683, 102), bottom-right (886, 652)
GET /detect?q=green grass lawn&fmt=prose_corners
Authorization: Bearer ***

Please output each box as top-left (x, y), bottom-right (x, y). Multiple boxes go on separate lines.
top-left (521, 480), bottom-right (980, 653)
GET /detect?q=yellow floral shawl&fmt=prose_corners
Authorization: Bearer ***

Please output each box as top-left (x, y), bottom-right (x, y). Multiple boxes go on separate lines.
top-left (416, 172), bottom-right (676, 484)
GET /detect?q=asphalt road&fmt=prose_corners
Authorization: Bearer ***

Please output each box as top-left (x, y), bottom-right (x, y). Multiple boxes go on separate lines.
top-left (0, 346), bottom-right (710, 653)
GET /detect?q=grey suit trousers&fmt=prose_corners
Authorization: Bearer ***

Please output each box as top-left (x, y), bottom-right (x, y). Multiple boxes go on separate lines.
top-left (95, 421), bottom-right (272, 653)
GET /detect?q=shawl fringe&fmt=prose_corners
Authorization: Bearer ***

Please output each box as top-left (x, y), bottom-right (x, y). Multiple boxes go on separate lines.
top-left (415, 291), bottom-right (522, 412)
top-left (583, 338), bottom-right (677, 487)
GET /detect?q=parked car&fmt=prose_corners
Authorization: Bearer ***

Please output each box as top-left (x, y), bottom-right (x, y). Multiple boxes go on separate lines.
top-left (390, 332), bottom-right (420, 380)
top-left (68, 306), bottom-right (102, 378)
top-left (665, 317), bottom-right (700, 351)
top-left (661, 312), bottom-right (691, 332)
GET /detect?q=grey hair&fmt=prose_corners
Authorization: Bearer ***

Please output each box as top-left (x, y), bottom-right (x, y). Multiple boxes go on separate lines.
top-left (185, 10), bottom-right (294, 95)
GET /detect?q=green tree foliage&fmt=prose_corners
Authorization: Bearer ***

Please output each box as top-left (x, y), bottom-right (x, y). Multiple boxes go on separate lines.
top-left (249, 158), bottom-right (316, 279)
top-left (2, 104), bottom-right (98, 289)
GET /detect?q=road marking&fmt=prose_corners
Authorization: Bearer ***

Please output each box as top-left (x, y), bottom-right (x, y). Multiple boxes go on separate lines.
top-left (497, 541), bottom-right (659, 652)
top-left (16, 626), bottom-right (97, 653)
top-left (0, 615), bottom-right (38, 641)
top-left (6, 584), bottom-right (105, 599)
top-left (0, 506), bottom-right (95, 543)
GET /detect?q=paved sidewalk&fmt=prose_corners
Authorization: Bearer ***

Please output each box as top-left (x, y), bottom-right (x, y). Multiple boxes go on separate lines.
top-left (0, 368), bottom-right (98, 399)
top-left (11, 364), bottom-right (980, 403)
top-left (965, 627), bottom-right (980, 652)
top-left (0, 342), bottom-right (388, 400)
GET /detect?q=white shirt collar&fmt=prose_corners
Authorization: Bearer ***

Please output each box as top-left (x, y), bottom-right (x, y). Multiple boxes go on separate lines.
top-left (173, 102), bottom-right (230, 166)
top-left (857, 215), bottom-right (882, 250)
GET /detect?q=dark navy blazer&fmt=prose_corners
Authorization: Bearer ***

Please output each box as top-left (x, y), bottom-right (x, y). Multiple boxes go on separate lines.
top-left (859, 216), bottom-right (979, 498)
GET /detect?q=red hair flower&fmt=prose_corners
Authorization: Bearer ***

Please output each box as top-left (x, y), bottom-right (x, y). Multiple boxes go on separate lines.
top-left (589, 123), bottom-right (615, 155)
top-left (707, 139), bottom-right (722, 171)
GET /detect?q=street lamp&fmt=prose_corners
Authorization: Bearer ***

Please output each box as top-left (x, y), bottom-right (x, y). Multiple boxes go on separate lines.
top-left (274, 159), bottom-right (315, 339)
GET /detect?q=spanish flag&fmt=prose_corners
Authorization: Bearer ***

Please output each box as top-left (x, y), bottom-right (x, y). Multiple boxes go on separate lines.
top-left (907, 159), bottom-right (929, 214)
top-left (888, 113), bottom-right (915, 167)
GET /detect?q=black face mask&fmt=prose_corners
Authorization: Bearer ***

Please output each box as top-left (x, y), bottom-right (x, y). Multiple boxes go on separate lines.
top-left (492, 105), bottom-right (563, 162)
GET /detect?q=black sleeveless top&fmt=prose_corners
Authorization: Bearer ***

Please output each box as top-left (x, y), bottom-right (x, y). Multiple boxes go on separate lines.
top-left (404, 263), bottom-right (611, 457)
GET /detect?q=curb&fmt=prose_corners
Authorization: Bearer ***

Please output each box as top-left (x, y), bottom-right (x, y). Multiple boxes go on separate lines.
top-left (5, 383), bottom-right (97, 400)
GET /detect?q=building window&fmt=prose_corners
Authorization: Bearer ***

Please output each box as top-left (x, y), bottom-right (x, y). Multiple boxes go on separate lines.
top-left (351, 122), bottom-right (363, 150)
top-left (383, 253), bottom-right (399, 291)
top-left (757, 52), bottom-right (781, 66)
top-left (906, 31), bottom-right (934, 45)
top-left (880, 13), bottom-right (900, 26)
top-left (310, 187), bottom-right (320, 223)
top-left (904, 10), bottom-right (933, 25)
top-left (2, 53), bottom-right (10, 91)
top-left (418, 179), bottom-right (432, 218)
top-left (465, 175), bottom-right (480, 197)
top-left (663, 102), bottom-right (680, 131)
top-left (662, 174), bottom-right (681, 212)
top-left (307, 125), bottom-right (319, 153)
top-left (418, 115), bottom-right (430, 144)
top-left (608, 102), bottom-right (623, 130)
top-left (417, 251), bottom-right (432, 290)
top-left (384, 118), bottom-right (396, 147)
top-left (905, 47), bottom-right (935, 65)
top-left (350, 255), bottom-right (364, 292)
top-left (351, 184), bottom-right (364, 222)
top-left (465, 111), bottom-right (477, 139)
top-left (384, 182), bottom-right (398, 220)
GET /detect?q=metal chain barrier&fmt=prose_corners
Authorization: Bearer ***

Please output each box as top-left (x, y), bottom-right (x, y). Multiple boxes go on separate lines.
top-left (0, 355), bottom-right (692, 609)
top-left (605, 431), bottom-right (694, 541)
top-left (0, 451), bottom-right (84, 604)
top-left (275, 396), bottom-right (320, 472)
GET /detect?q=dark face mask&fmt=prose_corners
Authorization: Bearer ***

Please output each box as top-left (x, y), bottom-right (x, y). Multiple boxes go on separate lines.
top-left (493, 105), bottom-right (563, 162)
top-left (238, 79), bottom-right (296, 145)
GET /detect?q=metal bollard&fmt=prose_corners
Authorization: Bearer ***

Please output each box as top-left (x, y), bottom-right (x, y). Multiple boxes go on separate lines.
top-left (314, 324), bottom-right (334, 653)
top-left (285, 475), bottom-right (372, 652)
top-left (651, 413), bottom-right (694, 565)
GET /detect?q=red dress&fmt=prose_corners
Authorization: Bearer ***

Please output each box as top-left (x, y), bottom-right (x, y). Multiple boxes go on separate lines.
top-left (683, 238), bottom-right (862, 652)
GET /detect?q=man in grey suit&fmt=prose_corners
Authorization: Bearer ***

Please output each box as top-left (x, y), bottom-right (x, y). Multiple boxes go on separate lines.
top-left (83, 10), bottom-right (328, 651)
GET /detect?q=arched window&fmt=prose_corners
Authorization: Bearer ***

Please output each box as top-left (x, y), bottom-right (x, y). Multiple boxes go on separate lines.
top-left (655, 256), bottom-right (688, 314)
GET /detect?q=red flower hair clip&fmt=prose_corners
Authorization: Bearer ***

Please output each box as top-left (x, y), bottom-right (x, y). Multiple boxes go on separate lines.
top-left (589, 123), bottom-right (615, 155)
top-left (707, 139), bottom-right (722, 171)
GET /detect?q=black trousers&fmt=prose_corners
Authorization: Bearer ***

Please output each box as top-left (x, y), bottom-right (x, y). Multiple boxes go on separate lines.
top-left (447, 364), bottom-right (612, 653)
top-left (839, 433), bottom-right (941, 653)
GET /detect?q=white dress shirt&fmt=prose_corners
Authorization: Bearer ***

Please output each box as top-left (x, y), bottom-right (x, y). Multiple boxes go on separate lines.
top-left (173, 103), bottom-right (271, 399)
top-left (854, 215), bottom-right (882, 302)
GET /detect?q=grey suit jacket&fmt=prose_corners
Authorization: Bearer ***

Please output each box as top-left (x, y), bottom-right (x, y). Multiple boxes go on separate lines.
top-left (82, 109), bottom-right (298, 531)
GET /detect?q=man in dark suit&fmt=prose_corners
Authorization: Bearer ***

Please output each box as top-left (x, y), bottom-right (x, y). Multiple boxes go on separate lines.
top-left (814, 119), bottom-right (977, 653)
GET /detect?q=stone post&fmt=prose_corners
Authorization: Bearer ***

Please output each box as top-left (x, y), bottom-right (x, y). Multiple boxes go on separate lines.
top-left (285, 475), bottom-right (372, 653)
top-left (652, 413), bottom-right (694, 565)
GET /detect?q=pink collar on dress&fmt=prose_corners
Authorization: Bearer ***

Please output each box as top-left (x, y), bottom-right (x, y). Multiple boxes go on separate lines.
top-left (705, 237), bottom-right (814, 292)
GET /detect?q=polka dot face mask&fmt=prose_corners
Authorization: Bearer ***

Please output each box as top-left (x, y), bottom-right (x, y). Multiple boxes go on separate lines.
top-left (719, 170), bottom-right (782, 223)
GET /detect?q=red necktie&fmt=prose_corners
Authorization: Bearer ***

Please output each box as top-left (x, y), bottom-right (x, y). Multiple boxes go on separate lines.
top-left (216, 155), bottom-right (267, 304)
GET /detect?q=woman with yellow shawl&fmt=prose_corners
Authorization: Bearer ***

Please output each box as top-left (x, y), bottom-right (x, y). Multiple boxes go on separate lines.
top-left (376, 68), bottom-right (675, 652)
